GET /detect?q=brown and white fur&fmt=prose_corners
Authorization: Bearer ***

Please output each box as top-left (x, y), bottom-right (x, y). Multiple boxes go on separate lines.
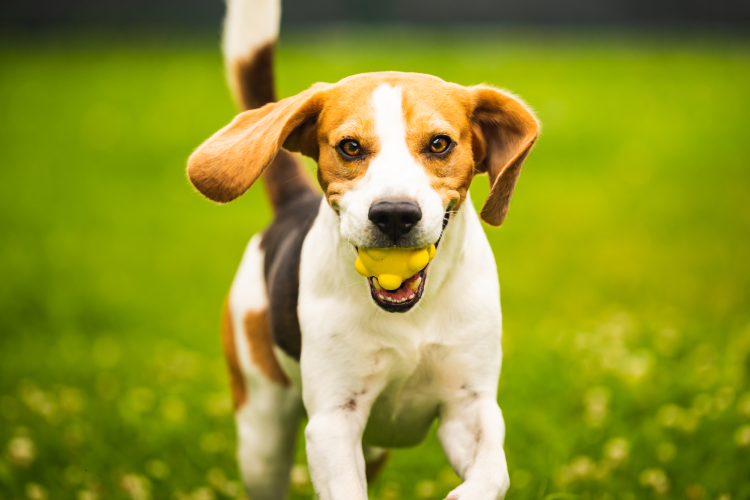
top-left (188, 1), bottom-right (539, 498)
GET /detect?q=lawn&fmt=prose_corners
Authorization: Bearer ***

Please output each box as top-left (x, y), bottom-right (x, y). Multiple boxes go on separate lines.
top-left (1, 28), bottom-right (749, 500)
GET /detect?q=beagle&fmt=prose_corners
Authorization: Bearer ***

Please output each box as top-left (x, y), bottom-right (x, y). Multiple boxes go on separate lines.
top-left (187, 0), bottom-right (538, 498)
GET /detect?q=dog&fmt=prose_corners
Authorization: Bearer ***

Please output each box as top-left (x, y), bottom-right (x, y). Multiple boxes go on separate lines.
top-left (186, 0), bottom-right (538, 498)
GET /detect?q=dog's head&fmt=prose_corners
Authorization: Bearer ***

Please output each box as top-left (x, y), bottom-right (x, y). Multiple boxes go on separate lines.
top-left (188, 72), bottom-right (538, 311)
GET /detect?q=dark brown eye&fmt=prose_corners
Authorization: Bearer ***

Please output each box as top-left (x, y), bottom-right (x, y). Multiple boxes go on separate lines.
top-left (429, 136), bottom-right (451, 154)
top-left (339, 139), bottom-right (362, 158)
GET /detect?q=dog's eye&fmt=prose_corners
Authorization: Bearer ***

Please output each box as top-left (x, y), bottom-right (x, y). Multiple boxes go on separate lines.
top-left (338, 139), bottom-right (362, 158)
top-left (429, 136), bottom-right (451, 154)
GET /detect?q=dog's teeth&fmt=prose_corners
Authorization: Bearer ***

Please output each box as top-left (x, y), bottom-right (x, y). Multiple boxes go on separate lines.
top-left (372, 278), bottom-right (382, 291)
top-left (386, 297), bottom-right (394, 302)
top-left (409, 276), bottom-right (422, 291)
top-left (378, 294), bottom-right (385, 300)
top-left (408, 294), bottom-right (415, 300)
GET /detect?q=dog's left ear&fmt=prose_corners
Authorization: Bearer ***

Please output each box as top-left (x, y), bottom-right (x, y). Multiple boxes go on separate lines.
top-left (470, 85), bottom-right (539, 227)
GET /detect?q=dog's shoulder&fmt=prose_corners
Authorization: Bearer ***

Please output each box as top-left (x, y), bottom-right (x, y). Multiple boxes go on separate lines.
top-left (260, 192), bottom-right (322, 361)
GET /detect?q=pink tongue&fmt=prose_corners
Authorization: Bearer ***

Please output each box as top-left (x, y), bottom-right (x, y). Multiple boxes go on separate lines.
top-left (374, 274), bottom-right (420, 302)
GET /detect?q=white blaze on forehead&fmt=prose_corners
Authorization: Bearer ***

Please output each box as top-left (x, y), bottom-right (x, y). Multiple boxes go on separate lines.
top-left (367, 84), bottom-right (430, 192)
top-left (372, 84), bottom-right (408, 157)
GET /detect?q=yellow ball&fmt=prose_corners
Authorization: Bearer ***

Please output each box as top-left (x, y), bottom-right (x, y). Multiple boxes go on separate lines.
top-left (407, 249), bottom-right (429, 274)
top-left (378, 274), bottom-right (403, 291)
top-left (354, 244), bottom-right (436, 290)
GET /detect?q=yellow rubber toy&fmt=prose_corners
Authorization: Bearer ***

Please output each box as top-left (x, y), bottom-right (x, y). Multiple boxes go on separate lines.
top-left (355, 245), bottom-right (436, 290)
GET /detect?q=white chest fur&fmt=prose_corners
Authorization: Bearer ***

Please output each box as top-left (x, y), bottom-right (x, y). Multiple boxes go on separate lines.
top-left (297, 195), bottom-right (504, 448)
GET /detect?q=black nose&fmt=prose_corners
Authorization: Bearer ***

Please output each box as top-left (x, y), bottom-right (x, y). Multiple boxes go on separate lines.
top-left (368, 199), bottom-right (422, 242)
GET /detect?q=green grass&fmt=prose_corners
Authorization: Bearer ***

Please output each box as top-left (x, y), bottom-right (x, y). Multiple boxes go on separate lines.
top-left (1, 28), bottom-right (749, 500)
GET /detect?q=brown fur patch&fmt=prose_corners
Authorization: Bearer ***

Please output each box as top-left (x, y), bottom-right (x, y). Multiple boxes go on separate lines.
top-left (244, 309), bottom-right (291, 386)
top-left (221, 299), bottom-right (247, 410)
top-left (232, 42), bottom-right (276, 111)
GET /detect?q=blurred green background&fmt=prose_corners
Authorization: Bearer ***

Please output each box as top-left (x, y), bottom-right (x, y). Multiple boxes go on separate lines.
top-left (1, 28), bottom-right (749, 500)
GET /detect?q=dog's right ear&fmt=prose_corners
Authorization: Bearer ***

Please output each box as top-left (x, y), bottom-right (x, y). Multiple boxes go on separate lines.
top-left (187, 83), bottom-right (329, 203)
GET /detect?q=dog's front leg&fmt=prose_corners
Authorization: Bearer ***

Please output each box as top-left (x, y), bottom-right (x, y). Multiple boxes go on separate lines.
top-left (305, 408), bottom-right (370, 500)
top-left (438, 396), bottom-right (510, 500)
top-left (301, 337), bottom-right (386, 500)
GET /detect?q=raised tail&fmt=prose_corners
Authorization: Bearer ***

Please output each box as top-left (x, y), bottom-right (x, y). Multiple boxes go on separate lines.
top-left (223, 0), bottom-right (316, 213)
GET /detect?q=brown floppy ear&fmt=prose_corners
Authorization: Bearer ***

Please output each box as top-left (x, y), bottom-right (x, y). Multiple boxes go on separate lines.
top-left (187, 84), bottom-right (329, 203)
top-left (470, 85), bottom-right (539, 226)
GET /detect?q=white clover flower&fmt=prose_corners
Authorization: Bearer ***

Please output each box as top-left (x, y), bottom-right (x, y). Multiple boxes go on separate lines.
top-left (290, 464), bottom-right (310, 488)
top-left (20, 382), bottom-right (57, 421)
top-left (584, 387), bottom-right (610, 426)
top-left (555, 455), bottom-right (595, 486)
top-left (569, 456), bottom-right (595, 478)
top-left (7, 436), bottom-right (35, 467)
top-left (656, 404), bottom-right (683, 428)
top-left (222, 480), bottom-right (241, 498)
top-left (191, 487), bottom-right (215, 500)
top-left (415, 480), bottom-right (436, 499)
top-left (77, 489), bottom-right (99, 500)
top-left (120, 474), bottom-right (151, 500)
top-left (25, 483), bottom-right (48, 500)
top-left (639, 468), bottom-right (669, 494)
top-left (734, 425), bottom-right (750, 447)
top-left (604, 437), bottom-right (630, 464)
top-left (624, 351), bottom-right (654, 381)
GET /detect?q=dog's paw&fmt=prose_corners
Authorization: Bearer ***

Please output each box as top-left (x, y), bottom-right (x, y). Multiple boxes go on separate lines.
top-left (444, 476), bottom-right (509, 500)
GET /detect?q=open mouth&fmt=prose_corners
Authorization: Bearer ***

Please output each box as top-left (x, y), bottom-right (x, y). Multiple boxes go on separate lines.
top-left (368, 268), bottom-right (428, 313)
top-left (359, 210), bottom-right (450, 313)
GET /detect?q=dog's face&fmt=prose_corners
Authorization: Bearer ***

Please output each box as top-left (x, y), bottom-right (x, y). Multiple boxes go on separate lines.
top-left (187, 72), bottom-right (538, 311)
top-left (314, 75), bottom-right (476, 252)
